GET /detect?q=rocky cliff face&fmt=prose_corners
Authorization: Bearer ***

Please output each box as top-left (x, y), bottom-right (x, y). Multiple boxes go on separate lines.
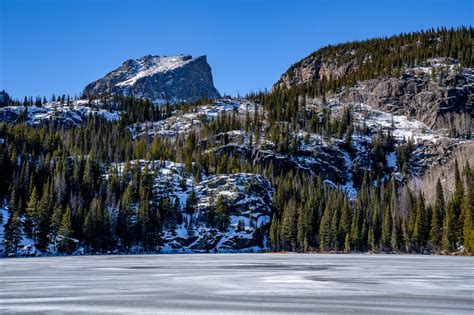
top-left (275, 56), bottom-right (473, 137)
top-left (338, 60), bottom-right (473, 135)
top-left (274, 50), bottom-right (358, 90)
top-left (83, 55), bottom-right (220, 104)
top-left (111, 161), bottom-right (272, 253)
top-left (129, 97), bottom-right (471, 201)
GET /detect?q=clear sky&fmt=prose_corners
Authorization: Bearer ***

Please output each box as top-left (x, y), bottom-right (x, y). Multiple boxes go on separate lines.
top-left (1, 0), bottom-right (472, 100)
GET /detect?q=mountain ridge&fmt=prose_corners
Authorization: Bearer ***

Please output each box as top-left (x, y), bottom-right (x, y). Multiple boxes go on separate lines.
top-left (0, 27), bottom-right (473, 257)
top-left (83, 54), bottom-right (220, 104)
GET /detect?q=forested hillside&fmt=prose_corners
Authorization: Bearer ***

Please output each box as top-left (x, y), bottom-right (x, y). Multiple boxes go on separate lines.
top-left (0, 27), bottom-right (472, 257)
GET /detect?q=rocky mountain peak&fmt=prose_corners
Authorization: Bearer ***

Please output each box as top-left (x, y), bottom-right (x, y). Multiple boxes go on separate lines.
top-left (83, 54), bottom-right (220, 104)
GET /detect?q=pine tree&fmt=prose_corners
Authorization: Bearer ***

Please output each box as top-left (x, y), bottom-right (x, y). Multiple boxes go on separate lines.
top-left (414, 192), bottom-right (427, 250)
top-left (344, 233), bottom-right (351, 253)
top-left (269, 214), bottom-right (280, 251)
top-left (371, 198), bottom-right (381, 251)
top-left (136, 195), bottom-right (148, 251)
top-left (36, 184), bottom-right (52, 252)
top-left (452, 160), bottom-right (464, 244)
top-left (461, 163), bottom-right (473, 253)
top-left (381, 205), bottom-right (392, 252)
top-left (429, 179), bottom-right (444, 251)
top-left (49, 204), bottom-right (64, 247)
top-left (319, 203), bottom-right (331, 252)
top-left (296, 205), bottom-right (308, 251)
top-left (216, 195), bottom-right (230, 231)
top-left (401, 214), bottom-right (410, 253)
top-left (390, 212), bottom-right (399, 253)
top-left (441, 202), bottom-right (454, 252)
top-left (24, 187), bottom-right (40, 240)
top-left (3, 212), bottom-right (22, 256)
top-left (57, 207), bottom-right (74, 254)
top-left (83, 197), bottom-right (111, 252)
top-left (117, 185), bottom-right (134, 250)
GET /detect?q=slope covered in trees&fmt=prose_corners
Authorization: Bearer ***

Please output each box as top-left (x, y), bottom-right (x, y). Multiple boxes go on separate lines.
top-left (275, 26), bottom-right (473, 91)
top-left (0, 27), bottom-right (472, 257)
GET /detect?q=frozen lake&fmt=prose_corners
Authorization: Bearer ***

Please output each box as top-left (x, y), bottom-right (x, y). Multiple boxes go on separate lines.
top-left (0, 254), bottom-right (472, 314)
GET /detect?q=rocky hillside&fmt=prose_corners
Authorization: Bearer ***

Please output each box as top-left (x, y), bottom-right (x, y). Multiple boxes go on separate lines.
top-left (0, 161), bottom-right (271, 256)
top-left (337, 59), bottom-right (473, 136)
top-left (0, 99), bottom-right (121, 127)
top-left (1, 28), bottom-right (473, 257)
top-left (83, 54), bottom-right (220, 104)
top-left (130, 97), bottom-right (470, 195)
top-left (274, 29), bottom-right (473, 137)
top-left (112, 160), bottom-right (272, 253)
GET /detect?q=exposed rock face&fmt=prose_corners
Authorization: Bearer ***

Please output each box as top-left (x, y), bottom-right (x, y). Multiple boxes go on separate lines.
top-left (130, 98), bottom-right (471, 201)
top-left (83, 55), bottom-right (220, 104)
top-left (408, 142), bottom-right (474, 202)
top-left (276, 56), bottom-right (473, 137)
top-left (112, 160), bottom-right (273, 253)
top-left (338, 68), bottom-right (473, 135)
top-left (274, 51), bottom-right (358, 90)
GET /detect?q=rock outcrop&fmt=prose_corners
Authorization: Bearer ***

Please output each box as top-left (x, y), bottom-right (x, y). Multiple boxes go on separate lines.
top-left (83, 55), bottom-right (220, 104)
top-left (274, 50), bottom-right (358, 90)
top-left (338, 62), bottom-right (473, 135)
top-left (275, 55), bottom-right (473, 137)
top-left (112, 160), bottom-right (273, 253)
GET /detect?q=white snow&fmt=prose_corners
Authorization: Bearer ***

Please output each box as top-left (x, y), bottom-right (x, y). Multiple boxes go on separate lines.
top-left (386, 151), bottom-right (397, 169)
top-left (129, 98), bottom-right (262, 139)
top-left (0, 202), bottom-right (38, 257)
top-left (115, 55), bottom-right (196, 87)
top-left (341, 151), bottom-right (358, 200)
top-left (0, 203), bottom-right (8, 254)
top-left (108, 160), bottom-right (272, 254)
top-left (353, 103), bottom-right (439, 143)
top-left (0, 100), bottom-right (122, 126)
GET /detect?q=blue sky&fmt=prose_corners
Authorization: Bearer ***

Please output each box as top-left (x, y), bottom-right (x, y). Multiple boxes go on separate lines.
top-left (1, 0), bottom-right (472, 99)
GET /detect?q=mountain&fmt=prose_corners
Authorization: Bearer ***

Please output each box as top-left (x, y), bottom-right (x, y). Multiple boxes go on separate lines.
top-left (0, 27), bottom-right (473, 257)
top-left (337, 59), bottom-right (473, 136)
top-left (274, 29), bottom-right (473, 137)
top-left (83, 54), bottom-right (220, 104)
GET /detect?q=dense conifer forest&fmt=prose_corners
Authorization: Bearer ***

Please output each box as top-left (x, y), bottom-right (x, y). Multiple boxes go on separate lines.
top-left (0, 27), bottom-right (472, 256)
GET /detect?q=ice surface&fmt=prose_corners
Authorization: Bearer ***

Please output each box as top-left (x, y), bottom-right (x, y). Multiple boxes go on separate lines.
top-left (0, 254), bottom-right (472, 314)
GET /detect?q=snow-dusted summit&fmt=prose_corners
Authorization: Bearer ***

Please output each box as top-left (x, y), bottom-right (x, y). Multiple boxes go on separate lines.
top-left (83, 55), bottom-right (220, 104)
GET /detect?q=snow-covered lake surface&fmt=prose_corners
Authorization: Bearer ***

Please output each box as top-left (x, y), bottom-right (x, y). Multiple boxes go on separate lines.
top-left (0, 254), bottom-right (472, 314)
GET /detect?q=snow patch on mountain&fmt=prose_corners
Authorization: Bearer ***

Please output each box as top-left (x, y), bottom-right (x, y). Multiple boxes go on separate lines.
top-left (83, 54), bottom-right (220, 104)
top-left (129, 98), bottom-right (261, 139)
top-left (115, 55), bottom-right (196, 87)
top-left (0, 100), bottom-right (121, 127)
top-left (0, 203), bottom-right (39, 257)
top-left (110, 160), bottom-right (273, 253)
top-left (353, 103), bottom-right (438, 142)
top-left (128, 97), bottom-right (468, 199)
